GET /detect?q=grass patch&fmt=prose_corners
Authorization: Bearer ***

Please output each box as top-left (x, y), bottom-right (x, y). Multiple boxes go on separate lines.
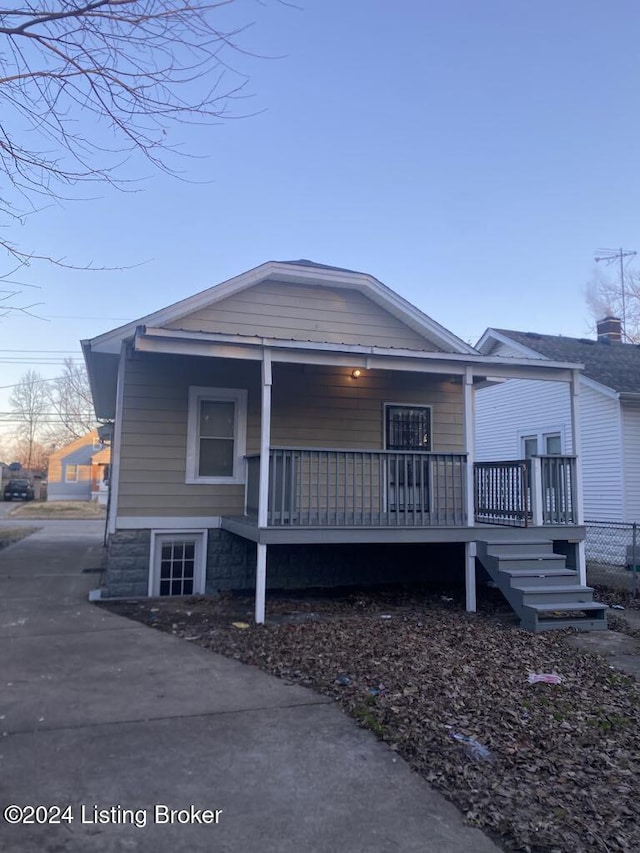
top-left (0, 527), bottom-right (38, 548)
top-left (8, 501), bottom-right (106, 520)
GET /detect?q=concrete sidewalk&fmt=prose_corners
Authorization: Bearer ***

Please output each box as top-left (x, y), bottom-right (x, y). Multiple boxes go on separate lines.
top-left (0, 525), bottom-right (500, 853)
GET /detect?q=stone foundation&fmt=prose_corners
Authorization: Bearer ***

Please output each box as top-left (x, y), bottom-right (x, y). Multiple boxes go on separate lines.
top-left (104, 530), bottom-right (151, 597)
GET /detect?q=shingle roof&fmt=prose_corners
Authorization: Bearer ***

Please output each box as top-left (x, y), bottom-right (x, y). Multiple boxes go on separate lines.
top-left (278, 259), bottom-right (366, 275)
top-left (494, 329), bottom-right (640, 394)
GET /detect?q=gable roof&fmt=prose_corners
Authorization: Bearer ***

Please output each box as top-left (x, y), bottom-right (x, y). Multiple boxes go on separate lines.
top-left (48, 430), bottom-right (100, 463)
top-left (85, 260), bottom-right (477, 356)
top-left (479, 328), bottom-right (640, 395)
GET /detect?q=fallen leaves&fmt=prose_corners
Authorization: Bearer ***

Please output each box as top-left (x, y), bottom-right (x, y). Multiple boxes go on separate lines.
top-left (101, 589), bottom-right (640, 852)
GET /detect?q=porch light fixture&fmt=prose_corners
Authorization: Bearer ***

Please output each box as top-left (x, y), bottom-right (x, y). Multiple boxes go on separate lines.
top-left (351, 368), bottom-right (362, 379)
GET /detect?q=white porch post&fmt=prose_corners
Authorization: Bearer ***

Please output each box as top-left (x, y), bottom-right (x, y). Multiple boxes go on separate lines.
top-left (255, 349), bottom-right (272, 624)
top-left (255, 543), bottom-right (267, 625)
top-left (530, 457), bottom-right (544, 527)
top-left (463, 367), bottom-right (475, 526)
top-left (570, 369), bottom-right (587, 585)
top-left (465, 541), bottom-right (477, 612)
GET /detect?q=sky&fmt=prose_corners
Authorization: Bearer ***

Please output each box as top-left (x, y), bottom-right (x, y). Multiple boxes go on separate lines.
top-left (1, 0), bottom-right (639, 443)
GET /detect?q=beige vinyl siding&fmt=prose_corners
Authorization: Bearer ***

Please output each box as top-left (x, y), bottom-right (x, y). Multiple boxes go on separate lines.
top-left (117, 354), bottom-right (464, 519)
top-left (165, 281), bottom-right (438, 351)
top-left (117, 353), bottom-right (261, 517)
top-left (271, 363), bottom-right (464, 453)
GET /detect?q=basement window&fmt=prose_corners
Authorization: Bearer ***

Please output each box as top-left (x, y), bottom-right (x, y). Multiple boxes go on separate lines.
top-left (150, 531), bottom-right (206, 597)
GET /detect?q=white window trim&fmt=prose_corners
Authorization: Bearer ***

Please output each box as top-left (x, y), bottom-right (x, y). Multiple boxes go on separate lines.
top-left (148, 529), bottom-right (208, 597)
top-left (186, 386), bottom-right (248, 485)
top-left (517, 426), bottom-right (566, 457)
top-left (65, 464), bottom-right (79, 483)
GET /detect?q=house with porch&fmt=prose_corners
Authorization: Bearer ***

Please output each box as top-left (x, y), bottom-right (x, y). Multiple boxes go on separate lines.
top-left (82, 260), bottom-right (607, 631)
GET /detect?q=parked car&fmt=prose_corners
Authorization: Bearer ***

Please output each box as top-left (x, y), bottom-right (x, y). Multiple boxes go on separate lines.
top-left (3, 479), bottom-right (35, 501)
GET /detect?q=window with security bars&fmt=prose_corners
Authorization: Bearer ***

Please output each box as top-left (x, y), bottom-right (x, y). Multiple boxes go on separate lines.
top-left (384, 405), bottom-right (432, 512)
top-left (159, 540), bottom-right (197, 596)
top-left (385, 406), bottom-right (432, 450)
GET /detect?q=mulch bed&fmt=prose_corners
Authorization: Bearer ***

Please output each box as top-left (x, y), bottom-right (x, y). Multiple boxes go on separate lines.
top-left (100, 587), bottom-right (640, 852)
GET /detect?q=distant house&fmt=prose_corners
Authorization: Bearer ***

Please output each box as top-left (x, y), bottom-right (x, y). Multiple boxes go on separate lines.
top-left (47, 431), bottom-right (110, 503)
top-left (475, 318), bottom-right (640, 526)
top-left (80, 259), bottom-right (609, 631)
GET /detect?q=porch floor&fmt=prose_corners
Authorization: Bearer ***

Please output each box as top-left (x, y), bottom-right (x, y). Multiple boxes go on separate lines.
top-left (221, 515), bottom-right (586, 546)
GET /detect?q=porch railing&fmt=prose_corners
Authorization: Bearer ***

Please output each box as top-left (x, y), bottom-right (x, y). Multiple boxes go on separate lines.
top-left (246, 448), bottom-right (467, 527)
top-left (245, 451), bottom-right (578, 529)
top-left (474, 460), bottom-right (530, 527)
top-left (473, 456), bottom-right (578, 527)
top-left (537, 455), bottom-right (577, 525)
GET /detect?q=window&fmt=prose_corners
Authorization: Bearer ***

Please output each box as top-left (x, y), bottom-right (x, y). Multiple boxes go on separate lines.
top-left (150, 531), bottom-right (206, 596)
top-left (385, 405), bottom-right (432, 450)
top-left (65, 464), bottom-right (79, 482)
top-left (186, 387), bottom-right (247, 484)
top-left (520, 430), bottom-right (563, 457)
top-left (545, 434), bottom-right (562, 455)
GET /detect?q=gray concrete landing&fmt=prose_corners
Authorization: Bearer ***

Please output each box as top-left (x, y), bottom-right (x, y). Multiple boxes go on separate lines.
top-left (0, 524), bottom-right (500, 853)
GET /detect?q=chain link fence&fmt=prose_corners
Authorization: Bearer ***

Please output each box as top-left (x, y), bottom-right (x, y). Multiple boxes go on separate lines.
top-left (585, 520), bottom-right (639, 595)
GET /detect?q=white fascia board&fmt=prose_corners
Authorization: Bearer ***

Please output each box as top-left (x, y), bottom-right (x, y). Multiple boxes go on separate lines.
top-left (86, 261), bottom-right (476, 357)
top-left (135, 326), bottom-right (581, 381)
top-left (581, 374), bottom-right (619, 400)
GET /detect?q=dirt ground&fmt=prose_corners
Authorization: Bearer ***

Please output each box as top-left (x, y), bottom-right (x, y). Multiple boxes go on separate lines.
top-left (101, 585), bottom-right (640, 853)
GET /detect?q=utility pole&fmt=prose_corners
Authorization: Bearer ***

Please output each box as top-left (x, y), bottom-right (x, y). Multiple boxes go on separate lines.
top-left (594, 247), bottom-right (637, 341)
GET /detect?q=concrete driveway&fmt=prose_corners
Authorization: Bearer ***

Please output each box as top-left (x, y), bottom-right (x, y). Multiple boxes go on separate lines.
top-left (0, 523), bottom-right (500, 853)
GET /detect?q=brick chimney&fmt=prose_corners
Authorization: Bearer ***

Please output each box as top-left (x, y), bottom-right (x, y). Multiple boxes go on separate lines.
top-left (596, 316), bottom-right (622, 343)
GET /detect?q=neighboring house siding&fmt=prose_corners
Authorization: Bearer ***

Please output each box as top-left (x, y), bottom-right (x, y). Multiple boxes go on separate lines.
top-left (164, 281), bottom-right (437, 351)
top-left (622, 400), bottom-right (640, 521)
top-left (116, 354), bottom-right (464, 519)
top-left (475, 355), bottom-right (626, 521)
top-left (475, 379), bottom-right (572, 461)
top-left (581, 385), bottom-right (623, 521)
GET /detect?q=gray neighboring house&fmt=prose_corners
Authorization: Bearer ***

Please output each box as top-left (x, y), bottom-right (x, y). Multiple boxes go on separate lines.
top-left (475, 319), bottom-right (640, 565)
top-left (82, 259), bottom-right (607, 631)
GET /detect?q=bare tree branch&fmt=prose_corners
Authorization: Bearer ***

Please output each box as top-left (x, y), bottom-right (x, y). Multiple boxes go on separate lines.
top-left (8, 368), bottom-right (48, 468)
top-left (0, 1), bottom-right (279, 295)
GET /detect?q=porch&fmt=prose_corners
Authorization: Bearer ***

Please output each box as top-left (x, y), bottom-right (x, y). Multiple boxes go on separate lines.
top-left (240, 448), bottom-right (579, 531)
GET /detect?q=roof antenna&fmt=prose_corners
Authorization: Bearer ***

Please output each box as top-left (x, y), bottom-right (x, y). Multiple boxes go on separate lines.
top-left (594, 247), bottom-right (637, 342)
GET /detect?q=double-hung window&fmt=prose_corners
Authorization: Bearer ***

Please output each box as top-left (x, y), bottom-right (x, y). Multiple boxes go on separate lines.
top-left (186, 387), bottom-right (247, 484)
